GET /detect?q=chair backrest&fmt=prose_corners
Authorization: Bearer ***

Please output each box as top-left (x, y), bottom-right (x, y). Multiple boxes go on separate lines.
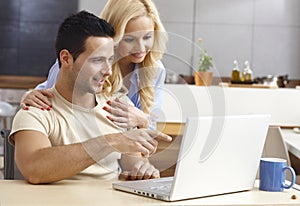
top-left (1, 129), bottom-right (14, 179)
top-left (0, 129), bottom-right (23, 180)
top-left (261, 126), bottom-right (291, 166)
top-left (257, 126), bottom-right (292, 180)
top-left (0, 101), bottom-right (16, 131)
top-left (0, 101), bottom-right (15, 117)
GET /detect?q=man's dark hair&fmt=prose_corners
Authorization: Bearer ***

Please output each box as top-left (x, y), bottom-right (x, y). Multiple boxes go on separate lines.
top-left (55, 10), bottom-right (115, 67)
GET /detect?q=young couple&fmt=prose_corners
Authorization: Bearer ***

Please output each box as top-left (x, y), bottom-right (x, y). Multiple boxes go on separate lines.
top-left (10, 0), bottom-right (170, 184)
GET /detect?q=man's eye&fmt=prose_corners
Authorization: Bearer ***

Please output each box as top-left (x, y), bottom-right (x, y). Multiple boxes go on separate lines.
top-left (92, 59), bottom-right (103, 63)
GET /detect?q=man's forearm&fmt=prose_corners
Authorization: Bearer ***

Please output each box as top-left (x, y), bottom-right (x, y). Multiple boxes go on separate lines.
top-left (21, 136), bottom-right (114, 184)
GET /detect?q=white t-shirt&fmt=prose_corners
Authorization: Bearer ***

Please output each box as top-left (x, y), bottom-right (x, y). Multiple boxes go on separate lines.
top-left (10, 87), bottom-right (131, 180)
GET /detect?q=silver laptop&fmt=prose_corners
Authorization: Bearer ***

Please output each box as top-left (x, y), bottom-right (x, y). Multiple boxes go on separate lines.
top-left (113, 114), bottom-right (271, 201)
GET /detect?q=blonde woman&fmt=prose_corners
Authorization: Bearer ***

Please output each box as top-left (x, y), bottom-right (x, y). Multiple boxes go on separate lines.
top-left (20, 0), bottom-right (168, 130)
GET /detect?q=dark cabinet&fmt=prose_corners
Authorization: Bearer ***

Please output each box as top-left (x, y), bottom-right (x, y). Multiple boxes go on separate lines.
top-left (0, 0), bottom-right (78, 77)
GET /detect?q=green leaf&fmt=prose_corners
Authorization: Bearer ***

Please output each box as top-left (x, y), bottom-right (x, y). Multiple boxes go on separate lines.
top-left (198, 49), bottom-right (213, 71)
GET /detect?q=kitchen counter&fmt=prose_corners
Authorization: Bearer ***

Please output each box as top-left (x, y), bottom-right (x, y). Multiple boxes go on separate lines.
top-left (0, 75), bottom-right (46, 89)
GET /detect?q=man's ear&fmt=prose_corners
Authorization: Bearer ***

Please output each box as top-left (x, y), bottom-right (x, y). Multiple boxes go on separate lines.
top-left (59, 49), bottom-right (73, 67)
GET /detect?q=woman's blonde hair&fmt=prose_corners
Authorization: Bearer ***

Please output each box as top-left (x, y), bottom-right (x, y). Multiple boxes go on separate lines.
top-left (100, 0), bottom-right (168, 114)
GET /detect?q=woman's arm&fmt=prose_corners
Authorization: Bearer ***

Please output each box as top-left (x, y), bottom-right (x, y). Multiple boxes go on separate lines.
top-left (149, 60), bottom-right (166, 130)
top-left (35, 59), bottom-right (59, 90)
top-left (20, 60), bottom-right (59, 110)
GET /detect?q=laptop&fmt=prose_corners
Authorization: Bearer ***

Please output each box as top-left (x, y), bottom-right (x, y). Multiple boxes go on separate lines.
top-left (113, 114), bottom-right (271, 201)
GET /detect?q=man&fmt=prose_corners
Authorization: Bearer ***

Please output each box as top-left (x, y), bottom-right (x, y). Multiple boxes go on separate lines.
top-left (9, 11), bottom-right (171, 184)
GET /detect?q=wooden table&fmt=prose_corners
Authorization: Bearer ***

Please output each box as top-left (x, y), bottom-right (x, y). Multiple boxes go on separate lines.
top-left (281, 129), bottom-right (300, 159)
top-left (0, 178), bottom-right (300, 206)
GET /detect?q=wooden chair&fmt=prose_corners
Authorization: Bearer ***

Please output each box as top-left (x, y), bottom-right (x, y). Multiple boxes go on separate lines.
top-left (1, 129), bottom-right (23, 179)
top-left (259, 126), bottom-right (295, 181)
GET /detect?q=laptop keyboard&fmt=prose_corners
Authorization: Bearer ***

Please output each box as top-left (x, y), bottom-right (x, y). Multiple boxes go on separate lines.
top-left (149, 181), bottom-right (172, 193)
top-left (150, 184), bottom-right (171, 192)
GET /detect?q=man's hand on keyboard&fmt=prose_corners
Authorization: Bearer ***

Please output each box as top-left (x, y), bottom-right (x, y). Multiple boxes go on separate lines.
top-left (119, 160), bottom-right (160, 180)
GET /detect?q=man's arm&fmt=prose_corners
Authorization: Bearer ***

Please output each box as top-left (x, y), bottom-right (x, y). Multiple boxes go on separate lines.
top-left (14, 129), bottom-right (171, 184)
top-left (14, 130), bottom-right (114, 184)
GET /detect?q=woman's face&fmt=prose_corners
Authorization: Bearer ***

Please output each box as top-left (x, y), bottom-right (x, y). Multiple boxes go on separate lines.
top-left (117, 16), bottom-right (155, 64)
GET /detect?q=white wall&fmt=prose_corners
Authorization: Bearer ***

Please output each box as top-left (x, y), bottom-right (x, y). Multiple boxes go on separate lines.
top-left (79, 0), bottom-right (300, 79)
top-left (158, 84), bottom-right (300, 127)
top-left (154, 0), bottom-right (300, 79)
top-left (78, 0), bottom-right (106, 16)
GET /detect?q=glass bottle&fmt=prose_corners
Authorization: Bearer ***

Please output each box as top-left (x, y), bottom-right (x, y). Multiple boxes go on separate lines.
top-left (241, 61), bottom-right (253, 82)
top-left (231, 60), bottom-right (240, 82)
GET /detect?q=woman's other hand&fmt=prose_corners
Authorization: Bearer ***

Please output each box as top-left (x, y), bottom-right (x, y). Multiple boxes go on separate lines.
top-left (103, 98), bottom-right (149, 129)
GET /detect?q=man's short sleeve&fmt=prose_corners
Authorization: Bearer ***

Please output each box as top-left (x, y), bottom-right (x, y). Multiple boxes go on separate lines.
top-left (9, 108), bottom-right (50, 145)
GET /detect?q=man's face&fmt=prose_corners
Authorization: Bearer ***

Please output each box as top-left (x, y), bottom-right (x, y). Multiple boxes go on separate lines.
top-left (72, 36), bottom-right (114, 94)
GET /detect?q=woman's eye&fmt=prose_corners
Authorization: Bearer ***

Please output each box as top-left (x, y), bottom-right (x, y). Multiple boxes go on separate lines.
top-left (123, 38), bottom-right (134, 43)
top-left (108, 56), bottom-right (115, 64)
top-left (143, 34), bottom-right (152, 40)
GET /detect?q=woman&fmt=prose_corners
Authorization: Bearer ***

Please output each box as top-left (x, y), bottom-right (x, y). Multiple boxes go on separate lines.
top-left (20, 0), bottom-right (168, 130)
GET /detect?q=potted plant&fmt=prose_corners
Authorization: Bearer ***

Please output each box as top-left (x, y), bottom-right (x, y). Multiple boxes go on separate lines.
top-left (194, 39), bottom-right (214, 86)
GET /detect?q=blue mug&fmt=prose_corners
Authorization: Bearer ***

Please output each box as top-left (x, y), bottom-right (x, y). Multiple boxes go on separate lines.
top-left (259, 158), bottom-right (296, 192)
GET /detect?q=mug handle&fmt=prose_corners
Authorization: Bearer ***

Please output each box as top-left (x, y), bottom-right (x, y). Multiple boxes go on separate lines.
top-left (282, 166), bottom-right (296, 189)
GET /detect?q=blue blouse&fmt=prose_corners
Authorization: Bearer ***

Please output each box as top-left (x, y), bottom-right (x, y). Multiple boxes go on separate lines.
top-left (36, 59), bottom-right (166, 130)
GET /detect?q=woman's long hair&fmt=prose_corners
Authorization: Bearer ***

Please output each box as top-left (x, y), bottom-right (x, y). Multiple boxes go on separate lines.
top-left (101, 0), bottom-right (168, 114)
